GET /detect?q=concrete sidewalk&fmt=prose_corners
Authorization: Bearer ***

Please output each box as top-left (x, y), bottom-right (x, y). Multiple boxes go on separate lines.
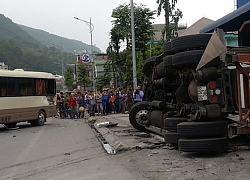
top-left (87, 113), bottom-right (165, 154)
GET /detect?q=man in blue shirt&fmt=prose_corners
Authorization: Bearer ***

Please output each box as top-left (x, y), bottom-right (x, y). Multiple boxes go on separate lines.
top-left (133, 86), bottom-right (144, 104)
top-left (102, 90), bottom-right (110, 115)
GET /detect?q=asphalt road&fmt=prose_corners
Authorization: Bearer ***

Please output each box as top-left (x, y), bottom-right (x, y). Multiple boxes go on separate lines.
top-left (0, 117), bottom-right (144, 180)
top-left (2, 115), bottom-right (250, 180)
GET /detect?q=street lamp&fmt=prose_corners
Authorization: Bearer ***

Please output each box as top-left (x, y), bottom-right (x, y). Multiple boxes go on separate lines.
top-left (74, 16), bottom-right (96, 92)
top-left (74, 17), bottom-right (94, 54)
top-left (52, 43), bottom-right (64, 76)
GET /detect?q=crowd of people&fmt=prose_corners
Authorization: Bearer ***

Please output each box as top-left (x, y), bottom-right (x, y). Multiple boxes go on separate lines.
top-left (56, 86), bottom-right (144, 119)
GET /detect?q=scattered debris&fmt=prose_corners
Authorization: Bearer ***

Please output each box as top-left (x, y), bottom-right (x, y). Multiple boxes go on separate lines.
top-left (88, 119), bottom-right (96, 124)
top-left (97, 122), bottom-right (118, 128)
top-left (151, 150), bottom-right (159, 154)
top-left (133, 132), bottom-right (152, 138)
top-left (162, 145), bottom-right (177, 150)
top-left (103, 144), bottom-right (116, 154)
top-left (134, 142), bottom-right (166, 150)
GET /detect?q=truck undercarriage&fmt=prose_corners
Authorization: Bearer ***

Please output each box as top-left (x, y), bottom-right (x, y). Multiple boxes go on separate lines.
top-left (129, 29), bottom-right (250, 153)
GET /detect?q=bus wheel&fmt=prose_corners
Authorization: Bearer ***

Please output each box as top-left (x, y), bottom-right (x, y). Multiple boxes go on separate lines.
top-left (4, 123), bottom-right (17, 128)
top-left (31, 110), bottom-right (46, 126)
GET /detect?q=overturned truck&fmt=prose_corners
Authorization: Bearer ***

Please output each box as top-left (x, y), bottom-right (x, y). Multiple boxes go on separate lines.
top-left (129, 29), bottom-right (250, 153)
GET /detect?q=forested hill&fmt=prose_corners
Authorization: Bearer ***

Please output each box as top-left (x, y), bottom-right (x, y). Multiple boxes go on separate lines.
top-left (19, 25), bottom-right (101, 54)
top-left (0, 14), bottom-right (100, 74)
top-left (0, 14), bottom-right (43, 48)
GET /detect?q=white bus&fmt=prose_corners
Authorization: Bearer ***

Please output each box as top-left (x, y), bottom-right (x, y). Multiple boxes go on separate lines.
top-left (0, 69), bottom-right (57, 128)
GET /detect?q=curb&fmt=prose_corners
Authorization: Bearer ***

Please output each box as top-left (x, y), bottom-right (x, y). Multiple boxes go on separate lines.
top-left (89, 123), bottom-right (117, 154)
top-left (87, 114), bottom-right (166, 154)
top-left (87, 116), bottom-right (131, 154)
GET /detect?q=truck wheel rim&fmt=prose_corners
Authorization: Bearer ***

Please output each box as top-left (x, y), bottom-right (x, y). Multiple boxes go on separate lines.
top-left (135, 110), bottom-right (149, 125)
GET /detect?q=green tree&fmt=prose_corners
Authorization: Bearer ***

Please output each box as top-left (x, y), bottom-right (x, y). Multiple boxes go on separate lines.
top-left (146, 40), bottom-right (164, 57)
top-left (111, 4), bottom-right (131, 86)
top-left (95, 76), bottom-right (109, 91)
top-left (106, 42), bottom-right (123, 87)
top-left (77, 64), bottom-right (91, 91)
top-left (64, 67), bottom-right (74, 90)
top-left (156, 0), bottom-right (183, 41)
top-left (109, 3), bottom-right (155, 87)
top-left (95, 60), bottom-right (114, 90)
top-left (134, 5), bottom-right (155, 61)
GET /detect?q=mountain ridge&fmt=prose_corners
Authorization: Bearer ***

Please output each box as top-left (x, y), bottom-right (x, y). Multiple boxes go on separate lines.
top-left (0, 14), bottom-right (44, 48)
top-left (19, 25), bottom-right (101, 53)
top-left (0, 14), bottom-right (101, 74)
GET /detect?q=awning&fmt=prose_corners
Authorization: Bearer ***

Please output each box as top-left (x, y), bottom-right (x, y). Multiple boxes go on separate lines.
top-left (200, 2), bottom-right (250, 33)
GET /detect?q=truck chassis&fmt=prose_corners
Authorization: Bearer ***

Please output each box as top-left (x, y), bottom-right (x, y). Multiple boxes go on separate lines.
top-left (129, 29), bottom-right (250, 153)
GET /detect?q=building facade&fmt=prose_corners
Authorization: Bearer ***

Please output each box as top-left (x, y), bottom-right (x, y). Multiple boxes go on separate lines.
top-left (0, 62), bottom-right (8, 70)
top-left (73, 50), bottom-right (109, 92)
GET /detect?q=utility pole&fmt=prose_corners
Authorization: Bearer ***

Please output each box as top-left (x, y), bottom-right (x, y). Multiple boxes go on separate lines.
top-left (130, 0), bottom-right (137, 90)
top-left (52, 43), bottom-right (64, 76)
top-left (74, 17), bottom-right (95, 92)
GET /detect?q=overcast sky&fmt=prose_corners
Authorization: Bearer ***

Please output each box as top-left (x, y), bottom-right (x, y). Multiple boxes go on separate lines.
top-left (0, 0), bottom-right (236, 52)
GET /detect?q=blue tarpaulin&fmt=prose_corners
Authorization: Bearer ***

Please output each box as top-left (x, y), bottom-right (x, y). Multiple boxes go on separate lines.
top-left (237, 0), bottom-right (250, 8)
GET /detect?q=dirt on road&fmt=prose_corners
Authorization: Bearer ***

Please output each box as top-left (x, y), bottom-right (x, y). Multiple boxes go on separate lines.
top-left (121, 145), bottom-right (250, 180)
top-left (92, 114), bottom-right (250, 180)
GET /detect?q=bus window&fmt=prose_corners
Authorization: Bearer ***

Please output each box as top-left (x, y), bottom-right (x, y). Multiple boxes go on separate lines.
top-left (6, 77), bottom-right (17, 96)
top-left (47, 79), bottom-right (56, 95)
top-left (0, 77), bottom-right (7, 96)
top-left (36, 79), bottom-right (46, 95)
top-left (17, 78), bottom-right (35, 96)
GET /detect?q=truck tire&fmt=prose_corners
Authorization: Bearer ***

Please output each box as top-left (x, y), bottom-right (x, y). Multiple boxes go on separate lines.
top-left (164, 41), bottom-right (173, 55)
top-left (172, 50), bottom-right (203, 68)
top-left (163, 55), bottom-right (178, 76)
top-left (171, 33), bottom-right (212, 53)
top-left (163, 55), bottom-right (173, 67)
top-left (129, 101), bottom-right (150, 132)
top-left (164, 117), bottom-right (189, 132)
top-left (178, 137), bottom-right (229, 152)
top-left (143, 56), bottom-right (157, 77)
top-left (164, 132), bottom-right (185, 145)
top-left (172, 50), bottom-right (221, 68)
top-left (155, 61), bottom-right (166, 78)
top-left (177, 121), bottom-right (227, 138)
